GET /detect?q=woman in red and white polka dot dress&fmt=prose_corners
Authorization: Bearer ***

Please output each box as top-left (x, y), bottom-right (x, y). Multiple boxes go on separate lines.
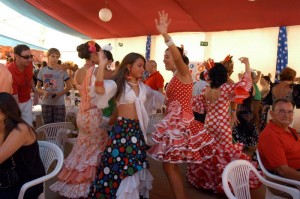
top-left (187, 58), bottom-right (261, 193)
top-left (147, 11), bottom-right (215, 199)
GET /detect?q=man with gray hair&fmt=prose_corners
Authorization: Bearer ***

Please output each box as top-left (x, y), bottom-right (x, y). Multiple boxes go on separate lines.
top-left (144, 60), bottom-right (164, 93)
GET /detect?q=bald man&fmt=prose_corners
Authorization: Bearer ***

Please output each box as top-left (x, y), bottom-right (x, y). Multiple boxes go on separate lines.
top-left (144, 60), bottom-right (164, 93)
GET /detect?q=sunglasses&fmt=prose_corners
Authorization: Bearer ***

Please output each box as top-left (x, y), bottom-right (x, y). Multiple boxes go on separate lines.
top-left (18, 54), bottom-right (33, 59)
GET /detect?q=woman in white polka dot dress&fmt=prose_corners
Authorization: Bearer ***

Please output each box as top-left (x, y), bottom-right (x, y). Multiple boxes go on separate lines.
top-left (187, 58), bottom-right (261, 193)
top-left (148, 11), bottom-right (216, 199)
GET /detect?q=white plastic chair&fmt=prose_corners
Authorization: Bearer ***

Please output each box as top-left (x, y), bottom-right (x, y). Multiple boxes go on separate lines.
top-left (256, 150), bottom-right (300, 198)
top-left (146, 113), bottom-right (164, 134)
top-left (36, 122), bottom-right (75, 153)
top-left (222, 159), bottom-right (300, 199)
top-left (18, 141), bottom-right (64, 199)
top-left (146, 113), bottom-right (164, 145)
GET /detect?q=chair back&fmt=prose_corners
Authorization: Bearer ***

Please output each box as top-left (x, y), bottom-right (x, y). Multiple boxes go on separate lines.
top-left (18, 141), bottom-right (64, 199)
top-left (146, 113), bottom-right (164, 134)
top-left (36, 122), bottom-right (75, 152)
top-left (256, 150), bottom-right (300, 188)
top-left (222, 160), bottom-right (300, 199)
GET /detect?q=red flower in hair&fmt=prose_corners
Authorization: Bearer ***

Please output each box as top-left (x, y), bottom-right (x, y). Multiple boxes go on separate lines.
top-left (223, 55), bottom-right (232, 62)
top-left (88, 41), bottom-right (96, 53)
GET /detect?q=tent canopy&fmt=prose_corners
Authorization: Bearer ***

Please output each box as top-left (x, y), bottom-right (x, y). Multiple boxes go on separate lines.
top-left (2, 0), bottom-right (300, 39)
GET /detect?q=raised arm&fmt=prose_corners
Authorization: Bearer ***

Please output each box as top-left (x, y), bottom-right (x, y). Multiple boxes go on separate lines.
top-left (94, 51), bottom-right (107, 94)
top-left (239, 57), bottom-right (251, 74)
top-left (156, 11), bottom-right (191, 82)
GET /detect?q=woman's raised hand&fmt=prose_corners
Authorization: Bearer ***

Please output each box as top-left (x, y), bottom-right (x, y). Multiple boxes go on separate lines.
top-left (98, 50), bottom-right (108, 68)
top-left (238, 57), bottom-right (249, 66)
top-left (155, 11), bottom-right (171, 35)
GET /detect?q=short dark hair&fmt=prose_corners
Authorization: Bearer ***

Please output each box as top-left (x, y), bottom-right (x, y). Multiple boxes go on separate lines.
top-left (272, 99), bottom-right (292, 110)
top-left (14, 44), bottom-right (30, 55)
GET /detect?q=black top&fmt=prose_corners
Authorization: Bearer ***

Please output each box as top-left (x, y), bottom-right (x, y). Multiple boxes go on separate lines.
top-left (0, 141), bottom-right (45, 199)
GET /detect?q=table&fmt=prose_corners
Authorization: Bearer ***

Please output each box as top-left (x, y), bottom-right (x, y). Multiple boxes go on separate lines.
top-left (32, 104), bottom-right (79, 129)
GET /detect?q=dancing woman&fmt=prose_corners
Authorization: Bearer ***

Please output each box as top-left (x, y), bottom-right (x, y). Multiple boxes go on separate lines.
top-left (147, 11), bottom-right (216, 199)
top-left (50, 41), bottom-right (115, 198)
top-left (89, 52), bottom-right (164, 199)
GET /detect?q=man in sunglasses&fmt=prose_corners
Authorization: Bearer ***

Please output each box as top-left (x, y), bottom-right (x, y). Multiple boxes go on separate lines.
top-left (7, 44), bottom-right (36, 126)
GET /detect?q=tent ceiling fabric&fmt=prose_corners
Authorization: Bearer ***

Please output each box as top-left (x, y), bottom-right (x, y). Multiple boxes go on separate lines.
top-left (12, 0), bottom-right (300, 39)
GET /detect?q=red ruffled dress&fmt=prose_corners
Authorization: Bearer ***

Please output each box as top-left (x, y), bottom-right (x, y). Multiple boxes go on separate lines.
top-left (148, 76), bottom-right (215, 163)
top-left (187, 72), bottom-right (261, 193)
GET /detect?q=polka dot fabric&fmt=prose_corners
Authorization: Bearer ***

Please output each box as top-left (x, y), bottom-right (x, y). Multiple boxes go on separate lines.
top-left (148, 76), bottom-right (215, 163)
top-left (187, 72), bottom-right (261, 193)
top-left (88, 118), bottom-right (150, 199)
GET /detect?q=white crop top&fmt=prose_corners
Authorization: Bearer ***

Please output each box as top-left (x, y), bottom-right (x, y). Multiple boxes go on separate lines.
top-left (90, 79), bottom-right (164, 144)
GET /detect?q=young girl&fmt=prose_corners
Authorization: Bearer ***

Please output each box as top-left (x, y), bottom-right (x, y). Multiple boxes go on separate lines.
top-left (89, 52), bottom-right (164, 199)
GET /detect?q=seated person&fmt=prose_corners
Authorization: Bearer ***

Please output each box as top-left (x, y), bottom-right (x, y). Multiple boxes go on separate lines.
top-left (258, 99), bottom-right (300, 196)
top-left (0, 92), bottom-right (45, 199)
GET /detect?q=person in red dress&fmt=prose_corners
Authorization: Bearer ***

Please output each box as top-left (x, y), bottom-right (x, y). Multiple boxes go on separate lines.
top-left (148, 11), bottom-right (215, 199)
top-left (187, 58), bottom-right (261, 193)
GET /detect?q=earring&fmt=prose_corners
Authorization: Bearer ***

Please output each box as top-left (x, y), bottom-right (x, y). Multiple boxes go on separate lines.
top-left (125, 69), bottom-right (132, 80)
top-left (106, 64), bottom-right (111, 70)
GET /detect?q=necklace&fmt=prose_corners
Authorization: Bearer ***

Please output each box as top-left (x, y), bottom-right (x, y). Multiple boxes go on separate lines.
top-left (84, 63), bottom-right (94, 68)
top-left (127, 81), bottom-right (138, 86)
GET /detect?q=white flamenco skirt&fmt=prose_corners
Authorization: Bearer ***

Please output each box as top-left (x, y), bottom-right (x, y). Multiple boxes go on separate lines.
top-left (116, 169), bottom-right (153, 199)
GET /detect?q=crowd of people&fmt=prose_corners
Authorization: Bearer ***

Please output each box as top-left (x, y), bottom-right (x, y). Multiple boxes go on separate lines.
top-left (0, 11), bottom-right (300, 199)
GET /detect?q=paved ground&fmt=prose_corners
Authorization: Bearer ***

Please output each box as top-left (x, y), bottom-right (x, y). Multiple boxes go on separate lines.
top-left (45, 143), bottom-right (266, 199)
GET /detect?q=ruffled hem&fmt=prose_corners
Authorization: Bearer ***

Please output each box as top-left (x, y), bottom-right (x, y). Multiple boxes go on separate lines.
top-left (50, 181), bottom-right (91, 198)
top-left (116, 169), bottom-right (153, 199)
top-left (63, 133), bottom-right (106, 171)
top-left (56, 165), bottom-right (97, 183)
top-left (233, 72), bottom-right (252, 104)
top-left (186, 147), bottom-right (261, 193)
top-left (148, 101), bottom-right (215, 163)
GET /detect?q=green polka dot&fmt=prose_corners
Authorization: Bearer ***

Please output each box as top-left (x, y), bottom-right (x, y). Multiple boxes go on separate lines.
top-left (126, 146), bottom-right (133, 153)
top-left (128, 167), bottom-right (134, 175)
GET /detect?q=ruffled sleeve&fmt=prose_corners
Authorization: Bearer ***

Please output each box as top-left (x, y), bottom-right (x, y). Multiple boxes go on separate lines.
top-left (89, 75), bottom-right (117, 109)
top-left (192, 87), bottom-right (206, 114)
top-left (224, 72), bottom-right (252, 104)
top-left (144, 85), bottom-right (165, 115)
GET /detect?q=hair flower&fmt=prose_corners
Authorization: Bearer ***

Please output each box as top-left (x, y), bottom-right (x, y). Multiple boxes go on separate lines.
top-left (223, 54), bottom-right (233, 62)
top-left (88, 41), bottom-right (96, 53)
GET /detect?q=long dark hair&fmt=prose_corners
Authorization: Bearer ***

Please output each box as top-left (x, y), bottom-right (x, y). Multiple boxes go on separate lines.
top-left (209, 63), bottom-right (228, 88)
top-left (0, 92), bottom-right (34, 141)
top-left (114, 52), bottom-right (146, 101)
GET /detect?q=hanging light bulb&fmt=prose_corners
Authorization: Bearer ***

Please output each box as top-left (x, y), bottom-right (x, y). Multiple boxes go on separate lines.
top-left (99, 1), bottom-right (112, 22)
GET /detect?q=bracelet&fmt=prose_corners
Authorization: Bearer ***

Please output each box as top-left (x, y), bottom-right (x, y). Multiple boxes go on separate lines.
top-left (231, 109), bottom-right (236, 112)
top-left (165, 38), bottom-right (174, 47)
top-left (95, 81), bottom-right (104, 87)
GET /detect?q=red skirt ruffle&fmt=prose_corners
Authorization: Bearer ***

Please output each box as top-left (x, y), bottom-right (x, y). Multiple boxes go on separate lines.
top-left (148, 101), bottom-right (215, 163)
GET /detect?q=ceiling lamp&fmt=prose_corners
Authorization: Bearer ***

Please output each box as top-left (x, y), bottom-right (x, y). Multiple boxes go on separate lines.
top-left (99, 2), bottom-right (112, 22)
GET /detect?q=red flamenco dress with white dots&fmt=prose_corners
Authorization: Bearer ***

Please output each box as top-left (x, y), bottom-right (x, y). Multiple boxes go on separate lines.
top-left (187, 72), bottom-right (261, 193)
top-left (148, 76), bottom-right (215, 163)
